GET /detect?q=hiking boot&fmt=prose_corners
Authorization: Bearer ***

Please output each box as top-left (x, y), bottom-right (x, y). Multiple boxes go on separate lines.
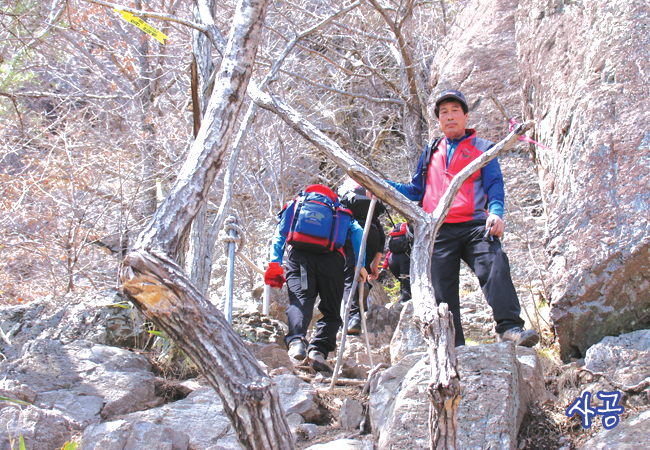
top-left (347, 315), bottom-right (362, 335)
top-left (308, 350), bottom-right (333, 373)
top-left (497, 327), bottom-right (540, 347)
top-left (288, 338), bottom-right (307, 360)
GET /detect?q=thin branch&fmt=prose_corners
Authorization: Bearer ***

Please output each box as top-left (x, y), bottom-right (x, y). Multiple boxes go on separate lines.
top-left (262, 65), bottom-right (405, 106)
top-left (82, 0), bottom-right (208, 33)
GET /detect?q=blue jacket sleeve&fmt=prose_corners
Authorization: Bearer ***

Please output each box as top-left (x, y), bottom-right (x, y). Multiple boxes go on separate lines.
top-left (269, 201), bottom-right (295, 266)
top-left (269, 225), bottom-right (286, 266)
top-left (385, 145), bottom-right (429, 202)
top-left (348, 220), bottom-right (366, 267)
top-left (481, 156), bottom-right (505, 218)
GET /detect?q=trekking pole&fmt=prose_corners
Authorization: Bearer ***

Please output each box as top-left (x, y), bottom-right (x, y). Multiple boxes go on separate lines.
top-left (358, 281), bottom-right (374, 369)
top-left (330, 197), bottom-right (377, 390)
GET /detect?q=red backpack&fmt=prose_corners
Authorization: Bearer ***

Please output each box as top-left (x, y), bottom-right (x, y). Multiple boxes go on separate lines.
top-left (279, 185), bottom-right (353, 253)
top-left (388, 222), bottom-right (413, 253)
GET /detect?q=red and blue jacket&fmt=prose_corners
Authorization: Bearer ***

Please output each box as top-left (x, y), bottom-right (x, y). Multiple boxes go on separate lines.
top-left (386, 129), bottom-right (505, 223)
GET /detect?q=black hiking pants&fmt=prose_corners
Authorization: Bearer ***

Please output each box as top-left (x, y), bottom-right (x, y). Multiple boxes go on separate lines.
top-left (342, 221), bottom-right (383, 318)
top-left (431, 220), bottom-right (524, 347)
top-left (388, 251), bottom-right (411, 303)
top-left (284, 248), bottom-right (345, 357)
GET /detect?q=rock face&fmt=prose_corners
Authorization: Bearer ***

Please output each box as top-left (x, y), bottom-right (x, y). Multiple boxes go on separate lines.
top-left (428, 0), bottom-right (650, 361)
top-left (428, 0), bottom-right (525, 146)
top-left (516, 0), bottom-right (650, 361)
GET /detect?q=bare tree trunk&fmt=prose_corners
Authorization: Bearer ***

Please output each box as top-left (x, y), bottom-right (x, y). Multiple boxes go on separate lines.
top-left (119, 1), bottom-right (295, 448)
top-left (187, 0), bottom-right (362, 296)
top-left (422, 303), bottom-right (460, 449)
top-left (186, 0), bottom-right (218, 295)
top-left (252, 85), bottom-right (532, 449)
top-left (134, 0), bottom-right (158, 217)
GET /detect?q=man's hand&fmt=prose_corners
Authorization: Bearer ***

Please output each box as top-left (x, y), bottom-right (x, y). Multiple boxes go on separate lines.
top-left (486, 214), bottom-right (504, 239)
top-left (264, 262), bottom-right (286, 289)
top-left (368, 252), bottom-right (382, 280)
top-left (358, 267), bottom-right (368, 283)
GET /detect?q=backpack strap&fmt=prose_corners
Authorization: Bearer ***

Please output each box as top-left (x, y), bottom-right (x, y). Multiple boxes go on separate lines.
top-left (418, 137), bottom-right (443, 207)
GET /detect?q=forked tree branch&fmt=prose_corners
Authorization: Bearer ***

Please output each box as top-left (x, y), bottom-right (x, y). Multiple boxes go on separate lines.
top-left (251, 83), bottom-right (532, 449)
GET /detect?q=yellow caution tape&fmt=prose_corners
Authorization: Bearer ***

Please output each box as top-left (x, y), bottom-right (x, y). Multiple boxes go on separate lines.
top-left (114, 9), bottom-right (168, 44)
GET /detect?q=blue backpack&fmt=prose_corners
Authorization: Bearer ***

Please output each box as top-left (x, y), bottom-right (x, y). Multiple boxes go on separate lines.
top-left (278, 185), bottom-right (353, 253)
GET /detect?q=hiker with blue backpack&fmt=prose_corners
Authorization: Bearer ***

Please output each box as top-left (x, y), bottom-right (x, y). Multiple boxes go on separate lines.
top-left (265, 184), bottom-right (368, 373)
top-left (385, 89), bottom-right (539, 348)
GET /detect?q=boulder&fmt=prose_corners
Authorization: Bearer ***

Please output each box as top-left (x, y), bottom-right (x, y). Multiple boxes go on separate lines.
top-left (389, 302), bottom-right (427, 364)
top-left (245, 342), bottom-right (295, 373)
top-left (0, 290), bottom-right (148, 360)
top-left (428, 0), bottom-right (525, 147)
top-left (456, 343), bottom-right (531, 450)
top-left (273, 374), bottom-right (324, 423)
top-left (583, 329), bottom-right (650, 389)
top-left (516, 0), bottom-right (650, 360)
top-left (82, 420), bottom-right (191, 450)
top-left (370, 343), bottom-right (545, 450)
top-left (577, 409), bottom-right (650, 450)
top-left (81, 387), bottom-right (237, 450)
top-left (0, 406), bottom-right (72, 450)
top-left (516, 346), bottom-right (547, 405)
top-left (368, 352), bottom-right (427, 436)
top-left (363, 303), bottom-right (400, 349)
top-left (0, 339), bottom-right (158, 428)
top-left (371, 355), bottom-right (431, 449)
top-left (82, 374), bottom-right (325, 450)
top-left (338, 339), bottom-right (390, 380)
top-left (339, 398), bottom-right (364, 431)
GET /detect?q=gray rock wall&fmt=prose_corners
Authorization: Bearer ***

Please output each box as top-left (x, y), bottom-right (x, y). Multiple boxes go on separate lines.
top-left (516, 0), bottom-right (650, 360)
top-left (428, 0), bottom-right (650, 360)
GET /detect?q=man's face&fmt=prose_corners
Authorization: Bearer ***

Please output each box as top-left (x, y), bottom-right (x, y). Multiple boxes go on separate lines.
top-left (437, 100), bottom-right (468, 140)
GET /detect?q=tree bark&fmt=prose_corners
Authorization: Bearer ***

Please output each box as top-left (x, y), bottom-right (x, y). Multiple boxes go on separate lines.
top-left (252, 85), bottom-right (532, 449)
top-left (119, 1), bottom-right (296, 449)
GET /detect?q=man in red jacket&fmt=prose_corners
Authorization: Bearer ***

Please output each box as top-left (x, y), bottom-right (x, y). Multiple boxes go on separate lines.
top-left (386, 89), bottom-right (539, 347)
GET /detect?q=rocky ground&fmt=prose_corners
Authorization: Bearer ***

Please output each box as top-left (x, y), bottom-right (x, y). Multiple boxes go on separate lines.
top-left (2, 258), bottom-right (649, 449)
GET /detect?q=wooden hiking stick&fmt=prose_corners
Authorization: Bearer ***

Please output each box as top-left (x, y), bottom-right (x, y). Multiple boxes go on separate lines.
top-left (330, 197), bottom-right (377, 390)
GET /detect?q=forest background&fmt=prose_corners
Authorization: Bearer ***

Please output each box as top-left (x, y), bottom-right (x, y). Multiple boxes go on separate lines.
top-left (0, 0), bottom-right (548, 330)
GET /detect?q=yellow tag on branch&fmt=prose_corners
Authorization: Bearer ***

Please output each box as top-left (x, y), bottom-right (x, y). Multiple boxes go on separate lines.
top-left (115, 9), bottom-right (168, 44)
